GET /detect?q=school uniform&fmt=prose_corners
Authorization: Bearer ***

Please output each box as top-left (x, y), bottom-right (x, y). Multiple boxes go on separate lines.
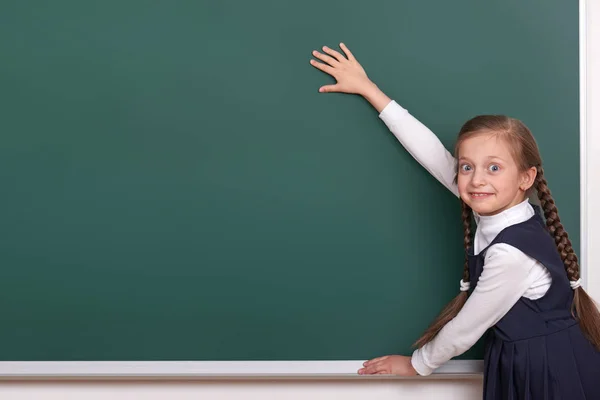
top-left (469, 206), bottom-right (600, 399)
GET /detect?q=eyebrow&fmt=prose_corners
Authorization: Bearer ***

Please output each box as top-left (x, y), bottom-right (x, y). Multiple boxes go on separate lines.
top-left (458, 156), bottom-right (508, 163)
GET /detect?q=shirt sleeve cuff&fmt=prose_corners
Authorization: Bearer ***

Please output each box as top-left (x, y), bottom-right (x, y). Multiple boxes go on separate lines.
top-left (378, 100), bottom-right (409, 124)
top-left (411, 348), bottom-right (434, 376)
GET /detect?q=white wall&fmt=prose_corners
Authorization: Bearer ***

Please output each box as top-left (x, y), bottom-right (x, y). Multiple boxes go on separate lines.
top-left (0, 379), bottom-right (483, 400)
top-left (585, 0), bottom-right (600, 303)
top-left (0, 2), bottom-right (597, 398)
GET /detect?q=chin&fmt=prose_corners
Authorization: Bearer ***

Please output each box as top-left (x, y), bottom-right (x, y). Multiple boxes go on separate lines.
top-left (472, 206), bottom-right (499, 216)
top-left (462, 199), bottom-right (500, 216)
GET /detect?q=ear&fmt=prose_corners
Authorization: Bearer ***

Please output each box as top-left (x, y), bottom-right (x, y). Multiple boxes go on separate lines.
top-left (519, 166), bottom-right (537, 192)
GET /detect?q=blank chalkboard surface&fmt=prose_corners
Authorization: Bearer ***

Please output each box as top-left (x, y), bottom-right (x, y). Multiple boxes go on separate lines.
top-left (0, 0), bottom-right (578, 361)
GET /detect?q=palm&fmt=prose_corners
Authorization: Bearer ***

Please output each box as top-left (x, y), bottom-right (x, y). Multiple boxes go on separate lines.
top-left (310, 43), bottom-right (371, 94)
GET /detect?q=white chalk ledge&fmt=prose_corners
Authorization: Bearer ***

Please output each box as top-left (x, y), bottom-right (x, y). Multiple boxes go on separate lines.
top-left (0, 360), bottom-right (483, 380)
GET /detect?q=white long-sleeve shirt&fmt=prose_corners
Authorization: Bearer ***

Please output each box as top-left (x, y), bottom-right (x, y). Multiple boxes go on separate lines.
top-left (378, 100), bottom-right (553, 376)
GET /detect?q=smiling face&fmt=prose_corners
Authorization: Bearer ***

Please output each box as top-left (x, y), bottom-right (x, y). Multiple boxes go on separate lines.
top-left (457, 131), bottom-right (537, 216)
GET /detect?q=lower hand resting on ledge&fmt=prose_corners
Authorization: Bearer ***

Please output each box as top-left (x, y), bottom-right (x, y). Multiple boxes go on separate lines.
top-left (358, 355), bottom-right (418, 376)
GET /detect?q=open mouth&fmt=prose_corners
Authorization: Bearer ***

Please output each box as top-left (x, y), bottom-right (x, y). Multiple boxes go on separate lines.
top-left (470, 193), bottom-right (494, 199)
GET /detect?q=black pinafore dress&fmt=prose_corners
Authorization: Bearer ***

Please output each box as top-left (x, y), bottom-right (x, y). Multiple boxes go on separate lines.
top-left (469, 210), bottom-right (600, 399)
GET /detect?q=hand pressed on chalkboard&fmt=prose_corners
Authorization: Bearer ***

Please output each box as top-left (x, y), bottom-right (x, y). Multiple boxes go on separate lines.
top-left (309, 43), bottom-right (373, 95)
top-left (357, 355), bottom-right (418, 376)
top-left (310, 43), bottom-right (392, 113)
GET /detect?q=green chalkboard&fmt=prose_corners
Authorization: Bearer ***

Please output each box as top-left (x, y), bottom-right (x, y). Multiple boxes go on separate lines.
top-left (0, 0), bottom-right (578, 361)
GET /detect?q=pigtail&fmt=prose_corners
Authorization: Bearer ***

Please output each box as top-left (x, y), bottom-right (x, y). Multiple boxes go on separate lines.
top-left (413, 201), bottom-right (472, 349)
top-left (460, 201), bottom-right (473, 282)
top-left (536, 167), bottom-right (600, 350)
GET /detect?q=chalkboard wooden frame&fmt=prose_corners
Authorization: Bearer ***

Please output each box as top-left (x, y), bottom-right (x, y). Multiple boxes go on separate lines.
top-left (0, 360), bottom-right (482, 379)
top-left (0, 1), bottom-right (590, 378)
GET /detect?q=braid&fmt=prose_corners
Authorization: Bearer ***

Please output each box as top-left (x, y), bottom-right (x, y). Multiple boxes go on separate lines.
top-left (413, 200), bottom-right (471, 349)
top-left (535, 168), bottom-right (579, 281)
top-left (461, 201), bottom-right (472, 283)
top-left (535, 167), bottom-right (600, 350)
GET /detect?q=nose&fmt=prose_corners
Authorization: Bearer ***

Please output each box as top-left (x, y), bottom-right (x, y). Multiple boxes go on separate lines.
top-left (471, 169), bottom-right (486, 187)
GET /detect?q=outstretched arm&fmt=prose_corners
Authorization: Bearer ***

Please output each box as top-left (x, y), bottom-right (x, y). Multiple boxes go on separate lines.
top-left (378, 100), bottom-right (458, 196)
top-left (310, 44), bottom-right (458, 196)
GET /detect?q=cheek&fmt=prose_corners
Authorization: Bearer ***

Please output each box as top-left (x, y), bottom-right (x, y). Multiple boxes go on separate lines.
top-left (457, 175), bottom-right (468, 191)
top-left (491, 175), bottom-right (520, 196)
top-left (498, 174), bottom-right (519, 188)
top-left (456, 176), bottom-right (471, 199)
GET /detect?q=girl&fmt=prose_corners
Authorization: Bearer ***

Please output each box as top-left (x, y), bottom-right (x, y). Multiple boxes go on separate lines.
top-left (310, 43), bottom-right (600, 399)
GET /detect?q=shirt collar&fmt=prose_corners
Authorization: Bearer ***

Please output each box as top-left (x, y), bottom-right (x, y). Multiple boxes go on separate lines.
top-left (473, 199), bottom-right (535, 253)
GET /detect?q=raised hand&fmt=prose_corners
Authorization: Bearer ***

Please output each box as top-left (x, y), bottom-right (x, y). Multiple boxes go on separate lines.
top-left (310, 43), bottom-right (392, 112)
top-left (310, 43), bottom-right (373, 95)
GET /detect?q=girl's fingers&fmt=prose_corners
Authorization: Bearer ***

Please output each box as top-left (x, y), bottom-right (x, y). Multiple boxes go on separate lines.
top-left (322, 46), bottom-right (346, 62)
top-left (312, 50), bottom-right (339, 67)
top-left (363, 355), bottom-right (388, 366)
top-left (339, 43), bottom-right (356, 62)
top-left (310, 59), bottom-right (335, 75)
top-left (359, 362), bottom-right (389, 375)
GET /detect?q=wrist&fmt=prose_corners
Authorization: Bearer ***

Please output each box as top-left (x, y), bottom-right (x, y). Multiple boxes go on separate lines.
top-left (360, 81), bottom-right (392, 113)
top-left (359, 81), bottom-right (380, 98)
top-left (409, 359), bottom-right (419, 376)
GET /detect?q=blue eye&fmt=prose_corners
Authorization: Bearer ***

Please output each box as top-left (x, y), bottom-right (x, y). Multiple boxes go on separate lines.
top-left (460, 164), bottom-right (472, 172)
top-left (489, 164), bottom-right (500, 172)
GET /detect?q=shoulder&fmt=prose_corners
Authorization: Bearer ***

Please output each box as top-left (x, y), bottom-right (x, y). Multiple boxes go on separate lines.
top-left (484, 243), bottom-right (537, 270)
top-left (493, 215), bottom-right (556, 254)
top-left (476, 243), bottom-right (540, 292)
